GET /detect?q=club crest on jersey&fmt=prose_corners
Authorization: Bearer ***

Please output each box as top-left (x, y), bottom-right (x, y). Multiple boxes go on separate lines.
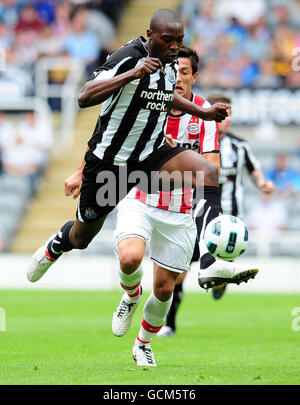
top-left (164, 65), bottom-right (176, 84)
top-left (167, 70), bottom-right (176, 84)
top-left (85, 207), bottom-right (98, 219)
top-left (187, 122), bottom-right (199, 135)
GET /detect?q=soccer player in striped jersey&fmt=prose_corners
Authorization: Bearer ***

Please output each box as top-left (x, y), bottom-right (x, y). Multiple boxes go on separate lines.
top-left (158, 93), bottom-right (274, 338)
top-left (27, 9), bottom-right (231, 284)
top-left (110, 47), bottom-right (219, 366)
top-left (109, 50), bottom-right (257, 365)
top-left (26, 10), bottom-right (256, 363)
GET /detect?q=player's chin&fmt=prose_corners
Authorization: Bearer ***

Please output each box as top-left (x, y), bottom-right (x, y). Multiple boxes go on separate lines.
top-left (164, 54), bottom-right (178, 63)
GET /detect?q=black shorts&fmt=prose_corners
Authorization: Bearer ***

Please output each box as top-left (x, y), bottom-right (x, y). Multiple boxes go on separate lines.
top-left (77, 143), bottom-right (186, 222)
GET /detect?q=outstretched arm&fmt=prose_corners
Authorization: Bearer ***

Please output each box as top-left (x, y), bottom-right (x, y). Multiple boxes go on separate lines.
top-left (78, 57), bottom-right (163, 108)
top-left (173, 92), bottom-right (230, 122)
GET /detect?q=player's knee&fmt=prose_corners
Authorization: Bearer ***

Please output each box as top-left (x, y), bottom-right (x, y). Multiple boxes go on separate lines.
top-left (154, 280), bottom-right (174, 302)
top-left (203, 161), bottom-right (218, 186)
top-left (119, 251), bottom-right (142, 273)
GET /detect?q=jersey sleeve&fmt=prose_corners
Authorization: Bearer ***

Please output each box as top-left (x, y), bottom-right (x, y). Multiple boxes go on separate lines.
top-left (89, 55), bottom-right (138, 82)
top-left (87, 41), bottom-right (143, 82)
top-left (200, 100), bottom-right (219, 154)
top-left (243, 141), bottom-right (261, 173)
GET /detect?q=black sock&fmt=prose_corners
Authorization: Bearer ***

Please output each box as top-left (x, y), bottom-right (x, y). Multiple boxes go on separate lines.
top-left (47, 220), bottom-right (74, 260)
top-left (193, 186), bottom-right (223, 270)
top-left (166, 283), bottom-right (183, 332)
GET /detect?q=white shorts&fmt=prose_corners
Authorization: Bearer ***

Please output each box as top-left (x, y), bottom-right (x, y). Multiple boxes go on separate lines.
top-left (114, 198), bottom-right (197, 273)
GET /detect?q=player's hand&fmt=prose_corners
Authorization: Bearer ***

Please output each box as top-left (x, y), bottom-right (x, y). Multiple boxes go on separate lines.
top-left (65, 170), bottom-right (83, 199)
top-left (259, 180), bottom-right (275, 194)
top-left (165, 134), bottom-right (176, 148)
top-left (133, 57), bottom-right (163, 79)
top-left (205, 103), bottom-right (231, 122)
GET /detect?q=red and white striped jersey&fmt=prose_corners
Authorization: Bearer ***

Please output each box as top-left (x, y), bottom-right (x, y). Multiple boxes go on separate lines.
top-left (127, 94), bottom-right (219, 214)
top-left (165, 94), bottom-right (219, 154)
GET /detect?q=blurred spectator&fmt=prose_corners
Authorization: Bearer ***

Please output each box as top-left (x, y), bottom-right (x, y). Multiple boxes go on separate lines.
top-left (0, 112), bottom-right (15, 172)
top-left (266, 153), bottom-right (300, 196)
top-left (0, 47), bottom-right (34, 96)
top-left (190, 0), bottom-right (227, 51)
top-left (0, 20), bottom-right (14, 50)
top-left (63, 7), bottom-right (100, 72)
top-left (178, 0), bottom-right (299, 88)
top-left (255, 59), bottom-right (281, 87)
top-left (15, 4), bottom-right (45, 34)
top-left (0, 0), bottom-right (123, 101)
top-left (289, 0), bottom-right (300, 30)
top-left (33, 0), bottom-right (56, 25)
top-left (246, 191), bottom-right (289, 234)
top-left (87, 7), bottom-right (116, 53)
top-left (0, 0), bottom-right (20, 28)
top-left (52, 1), bottom-right (71, 39)
top-left (36, 24), bottom-right (64, 58)
top-left (0, 111), bottom-right (53, 189)
top-left (215, 0), bottom-right (266, 28)
top-left (13, 30), bottom-right (39, 72)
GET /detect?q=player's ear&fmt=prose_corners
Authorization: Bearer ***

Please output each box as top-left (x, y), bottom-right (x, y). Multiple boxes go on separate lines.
top-left (146, 29), bottom-right (153, 40)
top-left (192, 72), bottom-right (199, 84)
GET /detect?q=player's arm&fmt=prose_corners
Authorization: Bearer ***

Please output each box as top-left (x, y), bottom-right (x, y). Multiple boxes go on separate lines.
top-left (251, 169), bottom-right (275, 193)
top-left (64, 146), bottom-right (89, 199)
top-left (172, 92), bottom-right (231, 122)
top-left (243, 142), bottom-right (275, 193)
top-left (78, 57), bottom-right (163, 108)
top-left (199, 112), bottom-right (221, 174)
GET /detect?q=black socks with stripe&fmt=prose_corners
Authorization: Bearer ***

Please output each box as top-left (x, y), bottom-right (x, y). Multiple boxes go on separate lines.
top-left (47, 220), bottom-right (75, 260)
top-left (193, 186), bottom-right (223, 270)
top-left (166, 283), bottom-right (183, 332)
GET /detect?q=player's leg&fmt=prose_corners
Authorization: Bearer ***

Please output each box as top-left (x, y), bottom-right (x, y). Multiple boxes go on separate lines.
top-left (27, 215), bottom-right (107, 282)
top-left (160, 149), bottom-right (258, 288)
top-left (133, 265), bottom-right (180, 367)
top-left (195, 197), bottom-right (258, 289)
top-left (112, 237), bottom-right (145, 337)
top-left (27, 151), bottom-right (120, 282)
top-left (157, 271), bottom-right (186, 337)
top-left (157, 240), bottom-right (198, 338)
top-left (112, 198), bottom-right (152, 337)
top-left (133, 208), bottom-right (196, 366)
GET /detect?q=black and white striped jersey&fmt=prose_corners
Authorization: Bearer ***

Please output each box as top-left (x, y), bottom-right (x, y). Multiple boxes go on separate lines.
top-left (87, 36), bottom-right (178, 166)
top-left (219, 132), bottom-right (261, 218)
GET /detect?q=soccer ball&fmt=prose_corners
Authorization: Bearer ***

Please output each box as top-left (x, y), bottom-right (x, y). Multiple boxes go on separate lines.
top-left (204, 215), bottom-right (249, 260)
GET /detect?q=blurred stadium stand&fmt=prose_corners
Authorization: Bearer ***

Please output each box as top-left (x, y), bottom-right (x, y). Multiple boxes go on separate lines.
top-left (0, 0), bottom-right (300, 260)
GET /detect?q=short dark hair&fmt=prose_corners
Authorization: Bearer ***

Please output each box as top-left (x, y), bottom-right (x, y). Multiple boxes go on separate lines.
top-left (177, 46), bottom-right (200, 74)
top-left (207, 94), bottom-right (231, 105)
top-left (150, 9), bottom-right (182, 32)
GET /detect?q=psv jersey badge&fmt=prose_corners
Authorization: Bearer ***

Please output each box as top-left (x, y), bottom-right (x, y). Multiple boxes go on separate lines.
top-left (187, 117), bottom-right (200, 138)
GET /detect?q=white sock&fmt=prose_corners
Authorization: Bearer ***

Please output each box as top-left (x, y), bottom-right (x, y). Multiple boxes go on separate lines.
top-left (118, 265), bottom-right (143, 302)
top-left (136, 292), bottom-right (173, 345)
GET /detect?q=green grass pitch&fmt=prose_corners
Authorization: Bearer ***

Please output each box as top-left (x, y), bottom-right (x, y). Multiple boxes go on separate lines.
top-left (0, 289), bottom-right (300, 385)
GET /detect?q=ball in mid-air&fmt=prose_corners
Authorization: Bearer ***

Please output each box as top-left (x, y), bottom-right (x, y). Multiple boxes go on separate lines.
top-left (204, 215), bottom-right (249, 260)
